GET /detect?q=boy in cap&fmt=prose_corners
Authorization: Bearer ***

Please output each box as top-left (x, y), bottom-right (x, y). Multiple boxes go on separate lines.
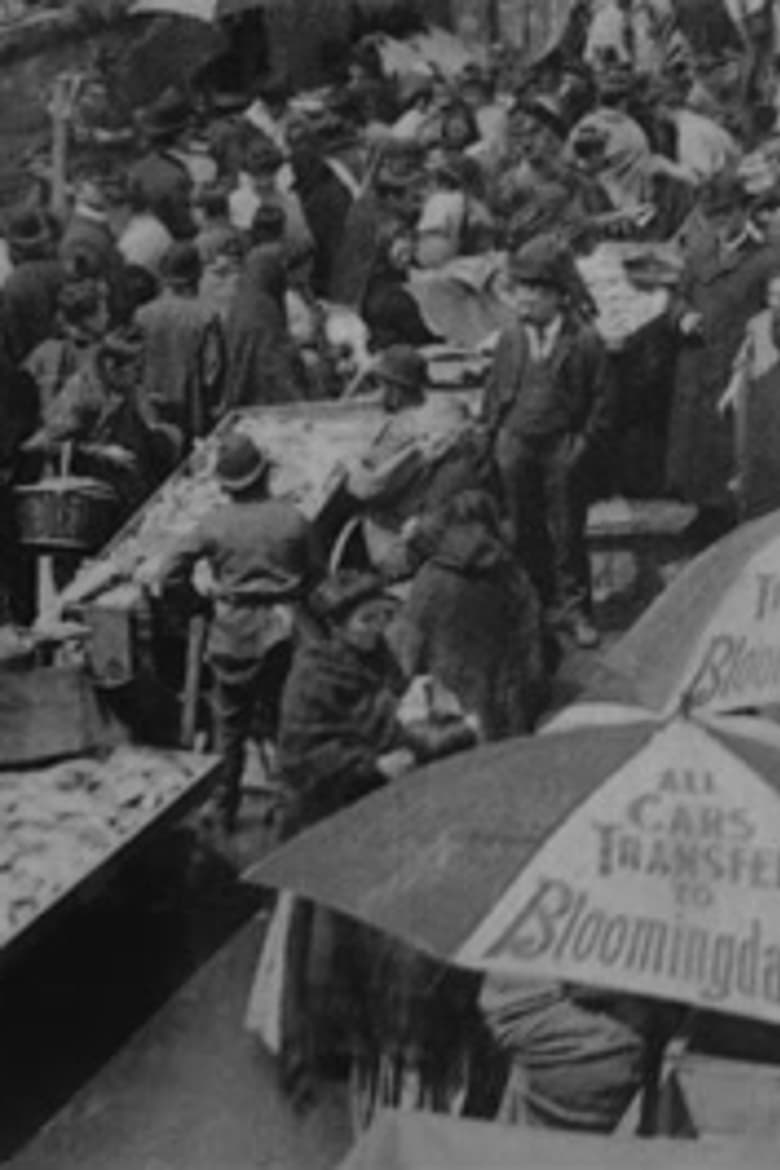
top-left (482, 234), bottom-right (616, 648)
top-left (157, 433), bottom-right (321, 832)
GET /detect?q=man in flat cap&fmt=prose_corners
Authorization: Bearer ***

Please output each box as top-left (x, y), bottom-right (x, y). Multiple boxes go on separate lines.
top-left (482, 234), bottom-right (617, 649)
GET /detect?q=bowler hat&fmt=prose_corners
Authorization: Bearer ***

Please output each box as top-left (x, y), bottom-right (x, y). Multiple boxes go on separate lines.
top-left (310, 570), bottom-right (387, 623)
top-left (374, 344), bottom-right (427, 395)
top-left (162, 241), bottom-right (202, 289)
top-left (6, 207), bottom-right (54, 261)
top-left (215, 433), bottom-right (270, 495)
top-left (510, 234), bottom-right (567, 291)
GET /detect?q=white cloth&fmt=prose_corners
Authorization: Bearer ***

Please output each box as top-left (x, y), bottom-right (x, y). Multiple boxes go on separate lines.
top-left (720, 309), bottom-right (780, 415)
top-left (228, 173), bottom-right (313, 259)
top-left (119, 213), bottom-right (173, 276)
top-left (0, 238), bottom-right (13, 289)
top-left (673, 108), bottom-right (741, 184)
top-left (392, 107), bottom-right (429, 140)
top-left (525, 315), bottom-right (564, 362)
top-left (170, 146), bottom-right (218, 196)
top-left (416, 190), bottom-right (467, 269)
top-left (243, 100), bottom-right (288, 150)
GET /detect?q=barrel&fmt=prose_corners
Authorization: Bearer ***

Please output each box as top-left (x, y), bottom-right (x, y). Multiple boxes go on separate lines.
top-left (14, 477), bottom-right (118, 553)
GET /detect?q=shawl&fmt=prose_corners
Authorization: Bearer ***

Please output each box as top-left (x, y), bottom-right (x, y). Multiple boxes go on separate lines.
top-left (277, 634), bottom-right (405, 825)
top-left (568, 108), bottom-right (653, 213)
top-left (391, 521), bottom-right (549, 739)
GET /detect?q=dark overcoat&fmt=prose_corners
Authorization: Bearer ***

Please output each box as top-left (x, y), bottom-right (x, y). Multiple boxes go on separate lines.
top-left (666, 215), bottom-right (780, 509)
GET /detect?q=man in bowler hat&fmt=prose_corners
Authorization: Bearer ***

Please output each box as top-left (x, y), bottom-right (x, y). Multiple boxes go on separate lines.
top-left (482, 234), bottom-right (616, 648)
top-left (157, 433), bottom-right (321, 831)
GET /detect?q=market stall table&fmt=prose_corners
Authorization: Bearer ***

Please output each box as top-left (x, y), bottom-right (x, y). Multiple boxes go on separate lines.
top-left (0, 746), bottom-right (220, 971)
top-left (45, 395), bottom-right (477, 730)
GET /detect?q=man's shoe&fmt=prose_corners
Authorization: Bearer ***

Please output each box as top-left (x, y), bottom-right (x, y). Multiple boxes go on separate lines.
top-left (571, 613), bottom-right (600, 649)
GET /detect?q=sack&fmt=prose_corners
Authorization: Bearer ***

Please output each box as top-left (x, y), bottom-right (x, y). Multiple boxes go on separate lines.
top-left (0, 664), bottom-right (118, 766)
top-left (245, 890), bottom-right (296, 1055)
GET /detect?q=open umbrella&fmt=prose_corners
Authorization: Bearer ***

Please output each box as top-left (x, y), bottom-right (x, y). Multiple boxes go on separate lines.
top-left (595, 507), bottom-right (780, 716)
top-left (338, 1109), bottom-right (779, 1170)
top-left (130, 0), bottom-right (264, 22)
top-left (250, 708), bottom-right (780, 1025)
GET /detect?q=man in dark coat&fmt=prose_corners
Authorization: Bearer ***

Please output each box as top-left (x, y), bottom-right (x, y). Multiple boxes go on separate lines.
top-left (3, 209), bottom-right (64, 364)
top-left (158, 433), bottom-right (321, 831)
top-left (289, 125), bottom-right (353, 297)
top-left (127, 90), bottom-right (196, 240)
top-left (666, 172), bottom-right (780, 523)
top-left (482, 234), bottom-right (616, 648)
top-left (135, 241), bottom-right (224, 447)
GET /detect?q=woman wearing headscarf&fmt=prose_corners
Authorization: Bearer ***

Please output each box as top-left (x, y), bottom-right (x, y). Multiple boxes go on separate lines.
top-left (391, 489), bottom-right (552, 740)
top-left (222, 245), bottom-right (307, 409)
top-left (259, 570), bottom-right (478, 1116)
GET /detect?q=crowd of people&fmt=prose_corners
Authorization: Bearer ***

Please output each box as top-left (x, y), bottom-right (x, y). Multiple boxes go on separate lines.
top-left (4, 0), bottom-right (780, 1143)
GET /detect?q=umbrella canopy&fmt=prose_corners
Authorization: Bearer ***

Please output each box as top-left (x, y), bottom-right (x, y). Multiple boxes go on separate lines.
top-left (338, 1110), bottom-right (780, 1170)
top-left (599, 508), bottom-right (780, 716)
top-left (130, 0), bottom-right (264, 22)
top-left (251, 711), bottom-right (780, 1024)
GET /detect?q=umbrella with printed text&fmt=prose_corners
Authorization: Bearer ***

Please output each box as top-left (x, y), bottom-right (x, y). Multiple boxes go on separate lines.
top-left (248, 707), bottom-right (780, 1025)
top-left (590, 507), bottom-right (780, 716)
top-left (130, 0), bottom-right (264, 23)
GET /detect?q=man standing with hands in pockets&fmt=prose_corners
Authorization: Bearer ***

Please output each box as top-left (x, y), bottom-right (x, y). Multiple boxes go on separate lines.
top-left (482, 234), bottom-right (616, 649)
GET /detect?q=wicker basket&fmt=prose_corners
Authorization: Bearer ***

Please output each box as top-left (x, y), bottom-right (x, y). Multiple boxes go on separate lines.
top-left (14, 477), bottom-right (118, 552)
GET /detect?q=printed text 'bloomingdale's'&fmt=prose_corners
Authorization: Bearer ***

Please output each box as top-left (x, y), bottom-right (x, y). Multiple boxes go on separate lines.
top-left (485, 877), bottom-right (780, 1008)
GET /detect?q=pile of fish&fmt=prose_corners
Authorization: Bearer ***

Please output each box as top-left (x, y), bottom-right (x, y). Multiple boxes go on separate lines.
top-left (0, 748), bottom-right (211, 945)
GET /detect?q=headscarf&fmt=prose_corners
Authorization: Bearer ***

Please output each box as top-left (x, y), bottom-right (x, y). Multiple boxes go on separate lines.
top-left (568, 107), bottom-right (653, 213)
top-left (223, 244), bottom-right (306, 409)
